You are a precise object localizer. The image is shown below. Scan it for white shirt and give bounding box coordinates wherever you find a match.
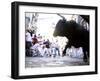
[26,32,32,42]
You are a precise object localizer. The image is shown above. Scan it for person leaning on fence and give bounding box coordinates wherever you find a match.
[25,30,32,56]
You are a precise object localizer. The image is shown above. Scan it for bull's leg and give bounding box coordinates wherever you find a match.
[83,48,89,62]
[62,43,71,56]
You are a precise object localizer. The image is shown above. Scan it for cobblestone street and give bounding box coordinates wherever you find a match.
[25,56,89,68]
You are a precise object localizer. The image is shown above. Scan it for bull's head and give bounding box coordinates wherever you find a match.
[53,19,67,37]
[53,18,77,38]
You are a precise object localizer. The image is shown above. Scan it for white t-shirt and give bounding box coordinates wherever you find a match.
[26,32,32,42]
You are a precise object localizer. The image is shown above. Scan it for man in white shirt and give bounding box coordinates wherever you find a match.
[25,30,32,56]
[26,31,32,42]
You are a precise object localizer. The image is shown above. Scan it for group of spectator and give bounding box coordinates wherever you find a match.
[25,30,84,58]
[25,30,60,57]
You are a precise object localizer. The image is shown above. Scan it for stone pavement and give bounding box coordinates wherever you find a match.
[25,56,89,68]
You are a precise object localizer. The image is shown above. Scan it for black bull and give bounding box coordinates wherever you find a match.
[53,19,89,62]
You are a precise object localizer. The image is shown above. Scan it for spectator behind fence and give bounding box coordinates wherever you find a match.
[25,30,32,56]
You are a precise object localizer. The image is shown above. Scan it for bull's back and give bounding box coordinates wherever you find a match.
[68,28,89,49]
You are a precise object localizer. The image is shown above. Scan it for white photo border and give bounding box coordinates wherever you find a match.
[19,5,96,76]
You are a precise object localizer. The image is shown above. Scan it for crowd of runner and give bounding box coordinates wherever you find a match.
[26,30,84,58]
